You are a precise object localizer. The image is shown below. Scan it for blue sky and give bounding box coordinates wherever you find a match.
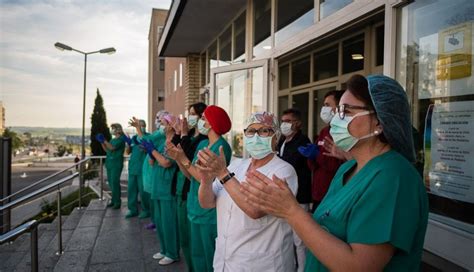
[0,0,171,128]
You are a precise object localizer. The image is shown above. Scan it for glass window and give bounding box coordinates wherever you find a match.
[314,46,339,81]
[278,96,289,117]
[320,0,353,19]
[342,33,364,74]
[275,0,314,46]
[291,56,311,86]
[253,0,272,58]
[375,25,384,66]
[215,67,266,158]
[219,26,232,66]
[292,92,309,135]
[397,0,474,227]
[208,41,218,73]
[279,64,290,90]
[233,12,246,63]
[174,70,177,91]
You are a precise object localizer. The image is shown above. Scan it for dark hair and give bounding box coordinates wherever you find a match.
[282,108,302,121]
[345,74,388,143]
[324,90,343,104]
[345,74,375,110]
[189,102,207,118]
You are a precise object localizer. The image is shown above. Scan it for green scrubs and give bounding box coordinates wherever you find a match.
[127,135,148,216]
[151,140,179,260]
[140,130,165,223]
[304,150,429,272]
[187,137,232,272]
[176,171,193,271]
[105,137,126,207]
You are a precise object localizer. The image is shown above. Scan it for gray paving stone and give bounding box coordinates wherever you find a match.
[86,199,107,211]
[63,209,85,230]
[104,206,128,218]
[0,251,27,271]
[89,230,142,264]
[87,260,145,272]
[65,226,100,252]
[100,215,140,235]
[144,258,187,272]
[53,250,91,272]
[77,210,104,228]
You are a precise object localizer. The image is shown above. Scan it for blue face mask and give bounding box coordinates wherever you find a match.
[330,110,376,151]
[197,119,210,135]
[244,134,274,159]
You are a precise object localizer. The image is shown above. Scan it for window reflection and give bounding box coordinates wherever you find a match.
[233,12,246,63]
[342,34,364,74]
[314,46,338,80]
[320,0,352,19]
[275,0,314,46]
[292,56,311,86]
[219,27,232,66]
[279,64,290,90]
[253,0,272,58]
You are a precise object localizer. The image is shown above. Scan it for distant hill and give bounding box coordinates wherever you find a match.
[10,126,136,137]
[10,127,84,137]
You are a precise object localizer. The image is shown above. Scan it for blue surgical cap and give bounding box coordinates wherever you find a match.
[367,75,415,162]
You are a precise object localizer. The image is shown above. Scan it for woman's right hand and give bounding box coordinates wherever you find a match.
[129,117,141,129]
[165,141,185,161]
[321,136,352,161]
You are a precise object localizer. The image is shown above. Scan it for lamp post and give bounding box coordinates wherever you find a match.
[55,42,115,208]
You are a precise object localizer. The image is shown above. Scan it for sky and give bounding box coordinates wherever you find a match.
[0,0,171,128]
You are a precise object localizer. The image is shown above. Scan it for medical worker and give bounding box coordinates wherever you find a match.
[167,105,232,272]
[96,123,125,209]
[197,111,298,271]
[142,114,179,266]
[123,119,149,218]
[243,74,429,271]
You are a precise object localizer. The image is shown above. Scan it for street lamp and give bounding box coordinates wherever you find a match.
[55,42,116,207]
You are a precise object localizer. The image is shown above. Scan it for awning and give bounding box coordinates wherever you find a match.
[158,0,246,57]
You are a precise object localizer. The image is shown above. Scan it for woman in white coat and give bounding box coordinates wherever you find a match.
[196,111,298,272]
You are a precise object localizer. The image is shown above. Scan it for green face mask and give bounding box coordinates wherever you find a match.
[140,127,146,134]
[197,119,210,135]
[329,110,376,151]
[244,134,274,159]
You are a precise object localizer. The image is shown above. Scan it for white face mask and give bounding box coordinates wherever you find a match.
[187,115,199,127]
[280,122,293,137]
[197,119,210,135]
[320,106,335,124]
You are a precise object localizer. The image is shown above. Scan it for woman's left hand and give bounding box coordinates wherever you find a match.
[241,170,300,219]
[196,146,227,179]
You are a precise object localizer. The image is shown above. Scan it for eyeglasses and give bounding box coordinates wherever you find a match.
[336,104,371,120]
[244,127,275,137]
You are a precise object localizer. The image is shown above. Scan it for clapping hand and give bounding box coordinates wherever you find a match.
[321,136,352,161]
[240,170,299,219]
[128,117,141,129]
[297,143,319,160]
[95,133,105,144]
[141,140,155,157]
[195,146,227,182]
[180,117,189,136]
[165,141,185,161]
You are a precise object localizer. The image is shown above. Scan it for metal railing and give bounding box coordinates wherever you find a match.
[0,220,39,272]
[0,155,113,271]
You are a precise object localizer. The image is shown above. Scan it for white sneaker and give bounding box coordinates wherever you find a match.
[152,252,165,260]
[158,257,176,265]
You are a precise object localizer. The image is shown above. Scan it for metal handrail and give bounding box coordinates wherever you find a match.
[1,158,89,203]
[0,172,79,211]
[0,220,39,272]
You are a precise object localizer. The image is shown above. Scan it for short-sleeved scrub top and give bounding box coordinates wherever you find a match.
[304,150,429,272]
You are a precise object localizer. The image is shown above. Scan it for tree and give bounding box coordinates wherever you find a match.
[2,128,23,152]
[90,89,111,158]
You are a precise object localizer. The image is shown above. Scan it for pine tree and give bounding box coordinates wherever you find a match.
[90,89,111,157]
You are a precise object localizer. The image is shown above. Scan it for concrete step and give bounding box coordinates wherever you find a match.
[52,199,107,272]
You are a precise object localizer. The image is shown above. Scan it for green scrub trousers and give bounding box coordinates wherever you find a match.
[177,172,193,271]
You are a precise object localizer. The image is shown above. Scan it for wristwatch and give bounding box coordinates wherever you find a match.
[219,172,235,185]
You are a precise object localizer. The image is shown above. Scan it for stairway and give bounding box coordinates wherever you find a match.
[0,199,188,272]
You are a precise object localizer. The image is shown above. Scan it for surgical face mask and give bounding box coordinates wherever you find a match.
[155,125,165,137]
[320,106,335,124]
[280,122,293,137]
[244,134,274,159]
[329,111,376,151]
[197,119,210,135]
[140,127,146,134]
[187,115,199,127]
[155,119,161,129]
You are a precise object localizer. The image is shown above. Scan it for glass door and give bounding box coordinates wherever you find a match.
[210,60,269,157]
